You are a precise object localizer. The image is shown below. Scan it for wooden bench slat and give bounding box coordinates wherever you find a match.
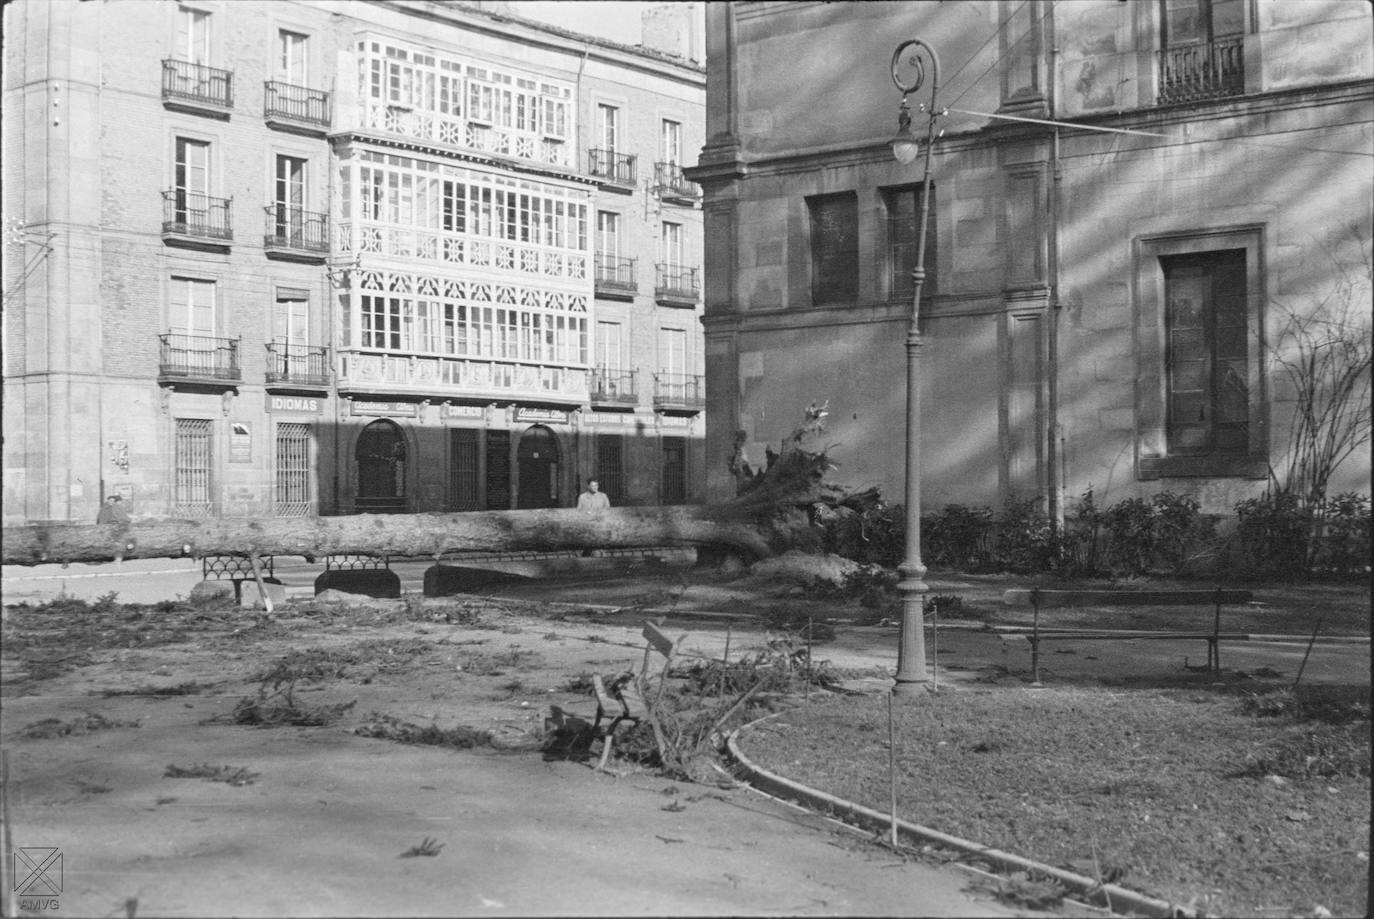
[1002,589,1252,607]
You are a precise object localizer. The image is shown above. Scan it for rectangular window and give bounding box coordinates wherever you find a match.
[659,327,687,375]
[660,221,683,271]
[597,211,619,258]
[449,428,481,511]
[170,277,215,335]
[884,185,938,302]
[175,6,210,64]
[272,290,309,345]
[595,434,625,505]
[1163,249,1248,456]
[598,104,618,152]
[596,320,623,370]
[274,422,311,516]
[274,154,307,241]
[174,418,214,517]
[1159,0,1246,103]
[174,137,211,225]
[808,193,859,305]
[277,29,308,84]
[361,295,403,350]
[661,436,687,504]
[661,119,682,165]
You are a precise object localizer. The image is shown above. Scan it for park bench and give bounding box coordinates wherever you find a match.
[590,620,683,772]
[1000,588,1254,683]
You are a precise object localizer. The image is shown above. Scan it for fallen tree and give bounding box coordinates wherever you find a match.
[3,405,846,567]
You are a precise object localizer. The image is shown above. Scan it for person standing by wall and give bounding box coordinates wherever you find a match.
[576,479,611,510]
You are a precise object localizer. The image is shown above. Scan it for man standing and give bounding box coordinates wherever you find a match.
[97,494,131,525]
[576,479,611,510]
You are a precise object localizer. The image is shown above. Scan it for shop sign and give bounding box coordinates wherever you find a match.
[588,412,633,425]
[445,404,485,419]
[515,407,569,424]
[351,400,419,418]
[266,394,325,415]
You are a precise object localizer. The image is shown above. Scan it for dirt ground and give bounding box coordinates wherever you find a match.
[1,563,1368,918]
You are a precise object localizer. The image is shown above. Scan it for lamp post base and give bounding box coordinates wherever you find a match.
[891,570,929,696]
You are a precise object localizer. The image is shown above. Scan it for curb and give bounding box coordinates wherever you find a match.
[726,722,1189,919]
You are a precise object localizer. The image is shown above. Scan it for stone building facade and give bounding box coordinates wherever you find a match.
[687,0,1372,518]
[2,0,705,524]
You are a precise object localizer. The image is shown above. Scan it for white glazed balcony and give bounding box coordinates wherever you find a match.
[338,350,589,404]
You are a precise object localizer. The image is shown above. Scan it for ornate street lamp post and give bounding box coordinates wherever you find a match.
[888,38,941,696]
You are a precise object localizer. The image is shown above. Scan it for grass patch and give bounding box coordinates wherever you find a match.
[98,681,213,697]
[739,685,1371,917]
[355,714,494,749]
[455,647,540,676]
[164,763,260,786]
[21,712,139,738]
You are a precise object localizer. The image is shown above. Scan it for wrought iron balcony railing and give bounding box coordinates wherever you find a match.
[594,254,637,294]
[654,264,700,304]
[264,80,331,128]
[162,58,234,110]
[653,162,699,202]
[159,333,241,382]
[1158,37,1244,104]
[588,149,637,185]
[266,342,331,387]
[589,368,639,406]
[652,373,704,411]
[162,190,233,241]
[263,206,329,253]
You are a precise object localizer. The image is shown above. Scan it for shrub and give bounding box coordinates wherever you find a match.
[922,504,993,571]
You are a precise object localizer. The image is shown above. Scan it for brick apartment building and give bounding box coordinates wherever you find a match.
[2,0,705,524]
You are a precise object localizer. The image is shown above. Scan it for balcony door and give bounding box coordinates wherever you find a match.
[660,221,683,274]
[174,137,210,227]
[516,425,560,509]
[274,155,307,244]
[272,290,309,378]
[174,6,210,65]
[277,29,307,85]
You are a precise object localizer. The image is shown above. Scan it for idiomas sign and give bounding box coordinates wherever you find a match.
[265,394,325,415]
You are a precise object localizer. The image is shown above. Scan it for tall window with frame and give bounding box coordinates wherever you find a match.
[1162,249,1249,457]
[277,29,308,85]
[274,422,312,516]
[660,221,683,272]
[174,418,214,517]
[274,154,307,243]
[884,185,938,303]
[272,289,310,378]
[660,119,682,165]
[599,104,618,153]
[1160,0,1246,102]
[597,210,620,283]
[173,137,211,228]
[175,6,210,64]
[808,192,859,305]
[170,277,215,336]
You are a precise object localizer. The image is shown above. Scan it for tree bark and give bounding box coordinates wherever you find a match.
[3,407,842,568]
[1,506,781,567]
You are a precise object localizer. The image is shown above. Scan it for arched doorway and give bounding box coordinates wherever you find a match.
[516,425,560,509]
[355,419,407,513]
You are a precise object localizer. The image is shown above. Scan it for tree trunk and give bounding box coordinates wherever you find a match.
[3,407,842,568]
[1,506,781,567]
